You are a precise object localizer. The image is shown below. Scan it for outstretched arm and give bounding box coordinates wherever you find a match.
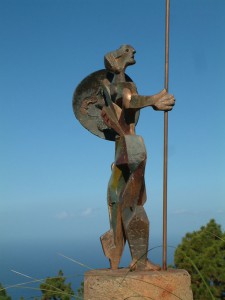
[123,88,175,111]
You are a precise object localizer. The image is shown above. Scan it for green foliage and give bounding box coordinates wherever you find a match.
[0,283,11,300]
[174,219,225,300]
[40,270,74,300]
[39,270,84,300]
[76,281,84,299]
[0,270,83,300]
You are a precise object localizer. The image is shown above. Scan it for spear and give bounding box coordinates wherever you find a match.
[163,0,170,271]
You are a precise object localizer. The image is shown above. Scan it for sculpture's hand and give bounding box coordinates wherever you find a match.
[153,91,175,111]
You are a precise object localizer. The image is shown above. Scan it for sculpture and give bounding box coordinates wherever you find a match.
[73,45,175,271]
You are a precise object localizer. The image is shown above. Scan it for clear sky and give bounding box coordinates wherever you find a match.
[1,0,225,249]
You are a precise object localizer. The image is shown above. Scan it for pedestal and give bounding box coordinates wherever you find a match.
[84,268,193,300]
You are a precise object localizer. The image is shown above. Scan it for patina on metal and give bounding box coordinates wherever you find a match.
[73,44,175,271]
[73,70,139,141]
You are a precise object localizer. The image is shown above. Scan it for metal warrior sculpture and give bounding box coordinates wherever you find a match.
[73,45,175,271]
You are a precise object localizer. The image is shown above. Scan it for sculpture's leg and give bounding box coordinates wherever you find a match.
[120,160,150,270]
[122,205,149,269]
[122,164,160,270]
[118,135,160,271]
[100,165,125,269]
[101,135,160,270]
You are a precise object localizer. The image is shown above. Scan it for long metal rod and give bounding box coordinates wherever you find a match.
[163,0,170,271]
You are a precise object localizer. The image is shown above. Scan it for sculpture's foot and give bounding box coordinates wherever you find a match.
[129,258,161,271]
[144,259,161,271]
[109,258,120,270]
[101,229,125,270]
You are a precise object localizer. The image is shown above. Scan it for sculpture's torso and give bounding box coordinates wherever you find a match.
[109,81,138,136]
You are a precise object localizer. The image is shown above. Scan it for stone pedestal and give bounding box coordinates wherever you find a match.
[84,268,193,300]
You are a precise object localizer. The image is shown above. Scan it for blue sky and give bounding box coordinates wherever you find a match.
[1,0,225,250]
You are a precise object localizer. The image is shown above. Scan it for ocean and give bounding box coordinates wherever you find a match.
[0,238,176,299]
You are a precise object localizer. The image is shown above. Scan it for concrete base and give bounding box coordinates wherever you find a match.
[84,268,193,300]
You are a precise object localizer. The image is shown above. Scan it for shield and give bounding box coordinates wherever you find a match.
[72,69,140,141]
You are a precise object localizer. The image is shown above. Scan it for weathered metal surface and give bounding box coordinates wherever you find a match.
[73,70,139,141]
[73,44,175,271]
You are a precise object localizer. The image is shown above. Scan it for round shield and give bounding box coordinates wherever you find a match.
[72,69,139,141]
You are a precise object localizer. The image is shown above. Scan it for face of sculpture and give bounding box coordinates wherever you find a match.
[104,45,136,74]
[117,45,136,70]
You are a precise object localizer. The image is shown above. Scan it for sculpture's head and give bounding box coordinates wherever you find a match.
[104,45,136,74]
